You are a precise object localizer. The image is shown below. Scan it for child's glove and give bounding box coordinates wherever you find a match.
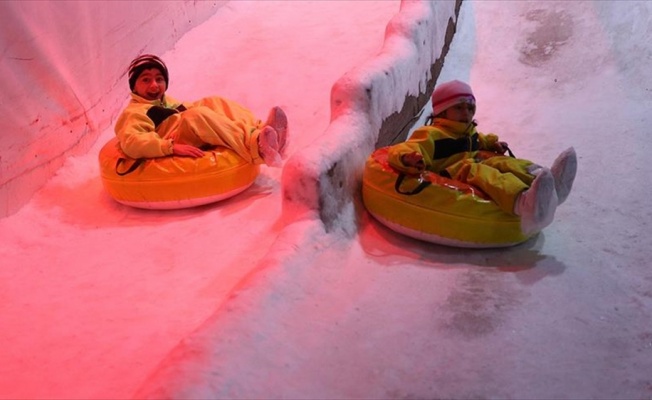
[401,152,425,171]
[494,141,509,154]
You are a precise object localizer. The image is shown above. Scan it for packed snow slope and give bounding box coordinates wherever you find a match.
[0,1,399,399]
[137,1,652,399]
[1,1,651,399]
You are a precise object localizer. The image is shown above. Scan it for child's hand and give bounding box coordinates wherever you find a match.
[172,143,204,158]
[495,141,509,154]
[402,152,425,171]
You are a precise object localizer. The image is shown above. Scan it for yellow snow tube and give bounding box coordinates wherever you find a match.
[99,137,259,209]
[362,147,533,248]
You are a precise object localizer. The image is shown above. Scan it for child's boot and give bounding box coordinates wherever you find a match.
[514,168,558,235]
[258,126,282,167]
[550,147,577,205]
[526,163,544,175]
[266,106,289,157]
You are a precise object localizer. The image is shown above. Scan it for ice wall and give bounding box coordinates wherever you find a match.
[281,0,462,231]
[0,0,227,218]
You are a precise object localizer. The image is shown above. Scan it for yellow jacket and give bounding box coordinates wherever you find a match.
[114,93,186,159]
[387,118,500,174]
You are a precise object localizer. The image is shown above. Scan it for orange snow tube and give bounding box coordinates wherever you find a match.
[99,137,259,209]
[362,147,534,248]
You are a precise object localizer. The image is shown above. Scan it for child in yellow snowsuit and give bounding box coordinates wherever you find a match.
[388,80,577,235]
[115,54,288,167]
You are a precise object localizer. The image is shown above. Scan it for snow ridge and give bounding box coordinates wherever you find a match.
[282,0,459,234]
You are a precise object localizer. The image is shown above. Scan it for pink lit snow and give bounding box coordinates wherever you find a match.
[1,1,651,399]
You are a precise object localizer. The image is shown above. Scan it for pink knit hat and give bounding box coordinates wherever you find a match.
[432,80,475,116]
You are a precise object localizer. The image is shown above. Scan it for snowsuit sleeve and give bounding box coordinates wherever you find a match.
[387,122,504,174]
[114,94,185,159]
[387,126,437,174]
[114,109,173,159]
[478,132,500,151]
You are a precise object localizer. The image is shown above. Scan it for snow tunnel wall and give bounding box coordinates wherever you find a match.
[0,0,227,218]
[282,0,462,231]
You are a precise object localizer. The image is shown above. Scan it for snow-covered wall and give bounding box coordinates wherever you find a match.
[282,0,462,231]
[0,0,226,218]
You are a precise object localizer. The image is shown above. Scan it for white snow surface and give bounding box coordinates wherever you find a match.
[2,1,652,399]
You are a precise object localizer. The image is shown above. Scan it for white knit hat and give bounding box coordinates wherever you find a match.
[432,80,475,116]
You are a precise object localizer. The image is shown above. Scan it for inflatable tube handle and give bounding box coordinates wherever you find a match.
[505,145,515,158]
[116,158,144,176]
[395,172,431,195]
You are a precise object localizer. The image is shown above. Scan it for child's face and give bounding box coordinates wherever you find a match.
[443,101,476,124]
[133,68,166,101]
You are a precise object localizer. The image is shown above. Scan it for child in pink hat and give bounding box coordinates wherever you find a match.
[387,79,577,235]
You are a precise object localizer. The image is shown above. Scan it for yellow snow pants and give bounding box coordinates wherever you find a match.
[445,155,535,215]
[158,96,265,164]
